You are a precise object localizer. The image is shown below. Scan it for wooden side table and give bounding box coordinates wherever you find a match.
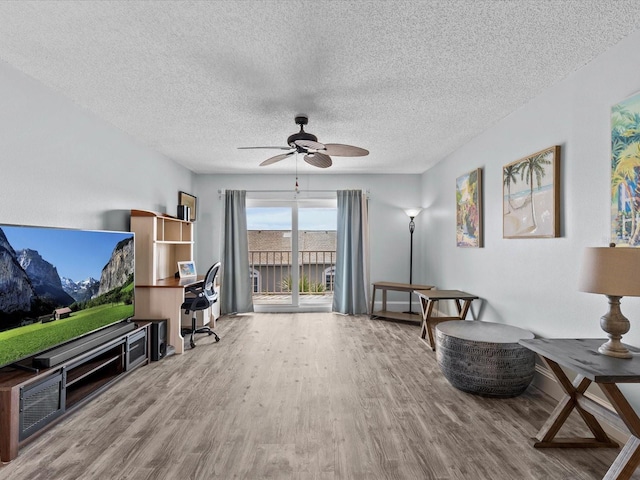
[370,281,433,322]
[520,338,640,480]
[413,289,479,350]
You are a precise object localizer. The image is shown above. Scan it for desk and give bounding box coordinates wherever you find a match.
[370,281,434,322]
[134,275,204,355]
[520,338,640,480]
[414,289,479,350]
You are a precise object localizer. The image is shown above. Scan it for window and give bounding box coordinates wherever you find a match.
[251,268,261,293]
[324,265,335,291]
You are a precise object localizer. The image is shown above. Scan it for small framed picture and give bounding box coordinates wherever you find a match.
[177,261,197,278]
[178,191,197,221]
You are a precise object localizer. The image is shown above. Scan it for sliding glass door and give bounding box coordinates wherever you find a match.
[246,196,336,312]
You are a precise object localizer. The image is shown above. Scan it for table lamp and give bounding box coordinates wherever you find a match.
[578,245,640,359]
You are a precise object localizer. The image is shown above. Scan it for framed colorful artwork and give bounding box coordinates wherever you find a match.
[456,168,482,247]
[611,92,640,246]
[503,146,560,238]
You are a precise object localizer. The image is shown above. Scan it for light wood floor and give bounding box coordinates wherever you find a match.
[1,313,638,479]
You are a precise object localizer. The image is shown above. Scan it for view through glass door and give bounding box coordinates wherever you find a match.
[246,197,337,312]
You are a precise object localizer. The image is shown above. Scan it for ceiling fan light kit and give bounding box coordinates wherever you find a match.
[239,114,369,168]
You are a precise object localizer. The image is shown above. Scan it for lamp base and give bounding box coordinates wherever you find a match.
[598,295,632,359]
[598,340,632,359]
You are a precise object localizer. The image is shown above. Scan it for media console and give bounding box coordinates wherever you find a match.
[0,321,150,462]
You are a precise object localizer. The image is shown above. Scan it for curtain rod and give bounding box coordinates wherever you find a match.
[217,189,369,199]
[218,189,352,194]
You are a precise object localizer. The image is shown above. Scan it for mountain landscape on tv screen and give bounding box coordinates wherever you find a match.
[0,227,133,331]
[61,277,100,302]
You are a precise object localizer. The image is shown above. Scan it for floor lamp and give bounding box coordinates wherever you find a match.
[404,208,422,314]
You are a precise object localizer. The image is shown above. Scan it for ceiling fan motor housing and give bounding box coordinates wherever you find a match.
[288,114,318,150]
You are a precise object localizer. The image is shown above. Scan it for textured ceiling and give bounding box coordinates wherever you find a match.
[0,1,639,175]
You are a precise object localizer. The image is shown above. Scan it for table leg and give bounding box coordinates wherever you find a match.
[599,383,640,480]
[534,357,617,448]
[418,296,427,338]
[419,298,437,350]
[370,286,377,318]
[603,436,640,480]
[459,299,473,320]
[453,299,462,317]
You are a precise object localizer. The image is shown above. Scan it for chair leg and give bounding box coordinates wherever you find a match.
[193,325,220,342]
[183,312,221,347]
[190,315,197,348]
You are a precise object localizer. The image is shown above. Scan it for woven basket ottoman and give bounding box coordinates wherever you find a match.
[435,321,536,398]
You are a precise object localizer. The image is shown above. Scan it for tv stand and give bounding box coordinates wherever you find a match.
[0,322,149,462]
[7,363,39,374]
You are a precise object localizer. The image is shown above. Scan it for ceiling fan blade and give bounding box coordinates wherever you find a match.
[294,139,326,150]
[322,143,369,157]
[238,146,292,150]
[304,153,332,168]
[260,152,294,166]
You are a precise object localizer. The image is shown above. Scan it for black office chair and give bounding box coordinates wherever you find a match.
[181,262,221,348]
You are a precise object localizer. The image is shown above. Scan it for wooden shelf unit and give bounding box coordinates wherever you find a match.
[131,209,202,355]
[130,210,194,285]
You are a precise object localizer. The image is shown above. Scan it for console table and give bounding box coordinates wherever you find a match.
[519,338,640,480]
[413,289,479,350]
[370,281,433,322]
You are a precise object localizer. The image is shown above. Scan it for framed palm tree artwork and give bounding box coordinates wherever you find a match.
[503,146,560,238]
[612,92,640,246]
[456,168,482,247]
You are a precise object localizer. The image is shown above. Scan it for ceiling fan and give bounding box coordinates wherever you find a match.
[238,114,369,168]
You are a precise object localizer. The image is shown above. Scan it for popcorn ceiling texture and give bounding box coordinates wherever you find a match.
[0,1,638,174]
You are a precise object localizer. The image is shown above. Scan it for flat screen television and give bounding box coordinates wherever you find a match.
[0,223,134,369]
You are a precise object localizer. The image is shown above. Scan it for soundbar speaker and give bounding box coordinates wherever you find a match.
[150,320,167,361]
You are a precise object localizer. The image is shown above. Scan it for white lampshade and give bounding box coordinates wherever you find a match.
[404,208,423,218]
[579,247,640,297]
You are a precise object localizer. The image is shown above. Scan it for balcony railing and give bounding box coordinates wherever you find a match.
[249,250,336,295]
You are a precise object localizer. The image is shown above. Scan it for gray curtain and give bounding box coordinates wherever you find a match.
[221,190,254,314]
[332,190,370,314]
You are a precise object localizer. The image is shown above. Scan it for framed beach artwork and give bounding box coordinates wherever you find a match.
[456,168,482,247]
[611,92,640,246]
[503,146,560,238]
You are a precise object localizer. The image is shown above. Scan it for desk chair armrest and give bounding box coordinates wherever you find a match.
[185,282,204,295]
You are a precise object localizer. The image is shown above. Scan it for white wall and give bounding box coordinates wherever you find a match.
[0,63,193,232]
[419,29,640,403]
[193,173,421,305]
